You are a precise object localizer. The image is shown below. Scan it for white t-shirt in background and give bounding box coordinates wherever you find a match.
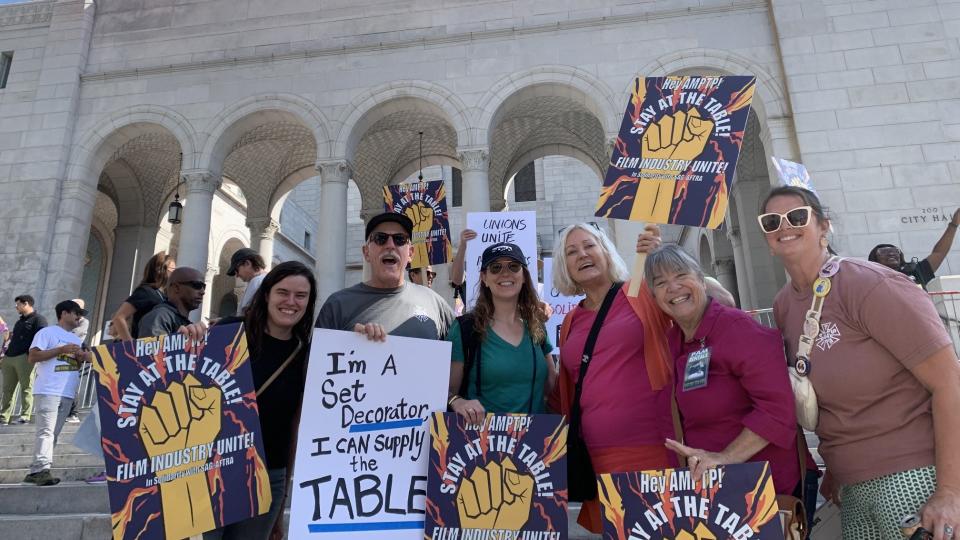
[238,272,267,314]
[30,325,83,398]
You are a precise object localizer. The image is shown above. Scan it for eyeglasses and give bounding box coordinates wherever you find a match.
[558,222,601,235]
[487,261,523,275]
[175,280,207,291]
[757,206,812,233]
[368,232,410,247]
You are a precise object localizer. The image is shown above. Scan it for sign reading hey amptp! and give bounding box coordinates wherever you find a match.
[289,329,450,539]
[383,180,453,268]
[91,323,271,540]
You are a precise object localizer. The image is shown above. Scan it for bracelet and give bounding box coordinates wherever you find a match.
[949,222,958,229]
[447,395,462,407]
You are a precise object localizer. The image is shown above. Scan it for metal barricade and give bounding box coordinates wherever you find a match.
[929,291,960,357]
[745,307,776,329]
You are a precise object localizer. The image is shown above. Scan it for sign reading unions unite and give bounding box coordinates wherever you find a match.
[91,323,271,540]
[383,180,453,268]
[595,76,757,229]
[597,462,783,540]
[290,329,450,539]
[464,211,538,310]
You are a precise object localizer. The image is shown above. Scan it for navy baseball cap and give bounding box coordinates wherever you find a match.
[365,212,414,239]
[480,242,528,271]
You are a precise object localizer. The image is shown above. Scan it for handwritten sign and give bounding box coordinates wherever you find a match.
[91,324,270,540]
[598,462,783,540]
[541,258,584,354]
[425,412,568,540]
[289,329,450,538]
[383,181,453,268]
[464,211,538,309]
[595,76,756,228]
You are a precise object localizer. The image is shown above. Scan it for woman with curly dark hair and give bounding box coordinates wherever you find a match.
[446,242,555,424]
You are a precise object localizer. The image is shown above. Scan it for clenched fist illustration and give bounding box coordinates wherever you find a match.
[404,202,435,267]
[139,374,222,539]
[631,108,716,223]
[456,457,534,530]
[671,523,717,540]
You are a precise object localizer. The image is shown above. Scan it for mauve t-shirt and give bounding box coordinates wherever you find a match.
[560,290,674,451]
[774,258,951,486]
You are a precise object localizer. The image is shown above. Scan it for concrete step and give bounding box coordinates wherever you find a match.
[0,465,102,484]
[0,421,83,434]
[0,429,83,447]
[0,481,109,514]
[0,513,111,540]
[0,452,102,469]
[0,441,87,457]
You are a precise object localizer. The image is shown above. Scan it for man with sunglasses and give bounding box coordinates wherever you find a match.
[868,208,960,289]
[138,267,207,338]
[315,212,453,340]
[407,265,436,288]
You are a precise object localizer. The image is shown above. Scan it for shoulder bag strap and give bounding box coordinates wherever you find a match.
[256,339,303,397]
[570,282,622,432]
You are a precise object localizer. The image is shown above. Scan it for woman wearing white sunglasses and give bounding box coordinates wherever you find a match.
[761,185,960,540]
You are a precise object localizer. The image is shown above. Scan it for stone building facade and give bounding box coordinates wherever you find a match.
[0,0,958,341]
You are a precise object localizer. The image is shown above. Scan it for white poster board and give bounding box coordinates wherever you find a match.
[541,257,585,354]
[289,329,451,539]
[464,211,538,309]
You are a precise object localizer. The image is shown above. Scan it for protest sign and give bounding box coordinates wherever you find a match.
[541,257,584,354]
[595,76,757,229]
[464,211,538,309]
[425,412,568,540]
[90,323,270,540]
[597,462,783,540]
[770,157,816,194]
[289,329,451,539]
[383,180,453,268]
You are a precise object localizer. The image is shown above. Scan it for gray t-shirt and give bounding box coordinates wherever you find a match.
[315,282,454,340]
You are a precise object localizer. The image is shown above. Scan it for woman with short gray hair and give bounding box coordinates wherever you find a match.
[645,245,810,516]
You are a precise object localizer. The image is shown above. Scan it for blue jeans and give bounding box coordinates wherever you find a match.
[203,467,286,540]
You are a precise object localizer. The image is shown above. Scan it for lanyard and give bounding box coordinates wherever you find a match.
[795,256,842,377]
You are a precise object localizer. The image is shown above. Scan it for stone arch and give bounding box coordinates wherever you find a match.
[333,81,472,157]
[475,66,621,143]
[199,94,332,172]
[340,90,463,213]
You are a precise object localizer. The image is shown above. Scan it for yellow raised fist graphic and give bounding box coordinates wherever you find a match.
[672,523,717,540]
[631,108,716,223]
[456,457,535,530]
[139,374,222,539]
[404,202,435,267]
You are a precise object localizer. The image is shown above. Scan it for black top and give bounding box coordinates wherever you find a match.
[6,312,48,357]
[900,258,936,288]
[249,332,306,470]
[137,301,191,338]
[126,285,165,338]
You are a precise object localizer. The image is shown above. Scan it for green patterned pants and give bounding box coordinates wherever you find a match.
[840,466,937,539]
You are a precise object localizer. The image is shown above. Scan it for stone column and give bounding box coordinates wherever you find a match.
[201,264,218,321]
[41,179,99,308]
[247,217,280,270]
[316,160,351,304]
[713,256,739,306]
[728,227,754,309]
[458,148,491,214]
[138,225,160,261]
[176,170,220,273]
[102,226,143,320]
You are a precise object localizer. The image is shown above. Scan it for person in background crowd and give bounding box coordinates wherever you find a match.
[110,252,175,341]
[137,267,207,340]
[0,315,9,356]
[24,300,90,486]
[227,247,268,315]
[762,186,960,539]
[447,243,555,423]
[550,222,672,533]
[1,295,47,425]
[205,261,317,540]
[316,212,453,340]
[64,298,89,424]
[868,208,960,288]
[645,245,816,515]
[449,228,477,290]
[408,264,436,288]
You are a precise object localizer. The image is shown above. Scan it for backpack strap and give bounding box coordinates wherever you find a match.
[456,314,482,398]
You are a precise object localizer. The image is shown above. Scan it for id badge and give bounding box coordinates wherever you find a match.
[682,347,711,391]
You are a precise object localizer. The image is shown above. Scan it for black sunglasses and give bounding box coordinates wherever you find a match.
[487,261,523,275]
[174,280,206,290]
[368,232,410,247]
